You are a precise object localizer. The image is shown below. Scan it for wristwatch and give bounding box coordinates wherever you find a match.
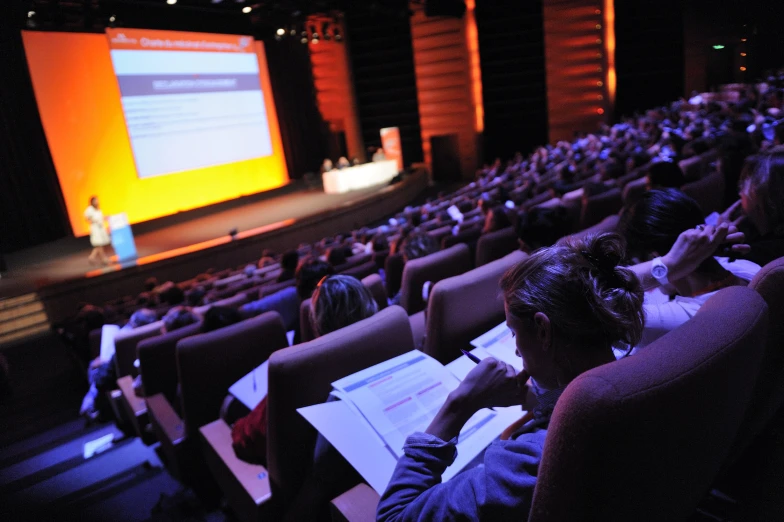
[651,257,669,286]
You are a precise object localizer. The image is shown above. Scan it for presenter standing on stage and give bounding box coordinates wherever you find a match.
[84,196,111,265]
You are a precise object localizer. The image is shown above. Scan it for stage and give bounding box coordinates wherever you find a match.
[0,171,429,321]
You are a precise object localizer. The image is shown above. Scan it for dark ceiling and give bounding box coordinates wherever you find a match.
[13,0,416,37]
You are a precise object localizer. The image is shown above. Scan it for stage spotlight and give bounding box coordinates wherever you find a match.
[300,35,308,44]
[276,27,285,36]
[322,22,331,41]
[289,26,297,36]
[334,27,342,41]
[242,6,251,13]
[309,25,318,39]
[228,228,238,239]
[166,0,177,5]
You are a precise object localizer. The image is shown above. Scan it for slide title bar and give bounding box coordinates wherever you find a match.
[107,28,255,54]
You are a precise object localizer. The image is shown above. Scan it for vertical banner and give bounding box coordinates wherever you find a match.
[380,127,403,171]
[108,213,138,262]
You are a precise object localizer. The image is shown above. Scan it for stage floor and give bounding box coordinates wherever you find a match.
[0,183,391,300]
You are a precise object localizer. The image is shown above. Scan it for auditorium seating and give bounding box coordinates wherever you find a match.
[399,243,472,314]
[148,312,288,484]
[579,187,623,230]
[682,170,725,216]
[423,249,528,363]
[475,226,518,267]
[199,305,414,521]
[528,287,767,521]
[114,320,164,379]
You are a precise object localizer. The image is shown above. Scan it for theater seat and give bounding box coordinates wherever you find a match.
[299,299,316,343]
[727,257,784,462]
[475,227,518,267]
[622,176,647,206]
[384,253,405,302]
[148,312,288,485]
[579,187,622,230]
[399,244,472,314]
[423,250,528,363]
[570,214,620,240]
[361,273,388,311]
[193,292,250,316]
[682,170,725,216]
[529,287,767,521]
[679,154,704,181]
[341,260,378,281]
[114,320,164,379]
[202,306,414,521]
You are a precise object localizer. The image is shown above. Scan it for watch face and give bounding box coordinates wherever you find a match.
[652,265,667,278]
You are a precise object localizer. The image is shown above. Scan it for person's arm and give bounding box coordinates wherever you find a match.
[628,223,748,291]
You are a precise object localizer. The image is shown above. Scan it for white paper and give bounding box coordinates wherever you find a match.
[298,400,525,495]
[446,205,464,223]
[332,351,489,457]
[83,433,115,459]
[228,360,269,411]
[100,324,121,361]
[470,322,523,372]
[444,347,492,381]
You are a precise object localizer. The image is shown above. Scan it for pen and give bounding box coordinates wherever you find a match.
[460,349,482,364]
[460,349,494,411]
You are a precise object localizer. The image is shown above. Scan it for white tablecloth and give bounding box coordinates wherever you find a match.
[322,160,399,194]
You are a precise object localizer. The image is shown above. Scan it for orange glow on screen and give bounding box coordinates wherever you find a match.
[603,0,616,106]
[22,31,288,237]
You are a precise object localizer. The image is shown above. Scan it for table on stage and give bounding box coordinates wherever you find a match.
[322,160,399,194]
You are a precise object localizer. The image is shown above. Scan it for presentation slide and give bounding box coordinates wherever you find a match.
[22,29,288,237]
[107,30,273,178]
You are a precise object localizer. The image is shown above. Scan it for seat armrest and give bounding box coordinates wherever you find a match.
[147,393,186,446]
[201,419,272,521]
[330,483,380,522]
[117,375,148,438]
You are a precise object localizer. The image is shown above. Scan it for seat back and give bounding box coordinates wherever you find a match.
[730,257,784,458]
[427,225,454,247]
[361,273,388,311]
[570,214,620,240]
[177,312,288,439]
[529,287,768,522]
[137,320,203,403]
[423,250,527,363]
[442,226,482,262]
[299,299,316,343]
[579,187,622,230]
[193,292,249,315]
[384,253,405,300]
[114,320,164,378]
[682,170,725,216]
[621,176,647,206]
[266,306,414,507]
[340,260,378,281]
[239,286,300,332]
[259,279,296,299]
[679,154,704,181]
[475,226,518,267]
[400,244,472,314]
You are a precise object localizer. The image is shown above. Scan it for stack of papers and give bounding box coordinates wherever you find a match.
[298,346,526,494]
[470,322,522,371]
[228,360,269,410]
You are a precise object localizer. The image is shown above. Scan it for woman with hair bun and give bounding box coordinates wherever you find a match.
[377,233,645,522]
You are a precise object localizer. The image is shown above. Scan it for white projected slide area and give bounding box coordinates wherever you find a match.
[110,50,273,178]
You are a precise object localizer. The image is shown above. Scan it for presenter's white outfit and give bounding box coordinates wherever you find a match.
[84,206,110,247]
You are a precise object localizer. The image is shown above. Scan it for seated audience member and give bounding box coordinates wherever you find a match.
[201,305,242,333]
[158,284,185,307]
[230,275,378,465]
[161,305,201,333]
[258,249,276,268]
[276,250,300,283]
[516,206,572,252]
[309,275,379,337]
[296,258,335,300]
[483,205,513,233]
[144,277,159,292]
[326,246,347,268]
[376,233,645,521]
[337,156,351,169]
[372,147,387,162]
[618,189,759,352]
[646,160,686,190]
[80,308,158,420]
[733,151,784,265]
[321,158,334,173]
[401,232,438,263]
[185,285,206,307]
